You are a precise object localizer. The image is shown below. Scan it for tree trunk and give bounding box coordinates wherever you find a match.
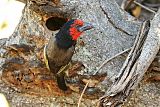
[1,0,159,107]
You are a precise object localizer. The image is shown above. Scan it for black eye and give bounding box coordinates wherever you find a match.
[78,24,83,27]
[76,25,80,28]
[76,26,82,31]
[72,25,80,29]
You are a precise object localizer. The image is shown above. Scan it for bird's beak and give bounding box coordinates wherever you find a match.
[78,22,94,32]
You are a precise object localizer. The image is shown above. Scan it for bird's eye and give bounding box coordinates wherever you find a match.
[76,25,81,29]
[78,24,83,27]
[75,24,83,28]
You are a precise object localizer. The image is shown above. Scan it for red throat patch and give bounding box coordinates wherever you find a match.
[69,19,84,40]
[69,27,82,40]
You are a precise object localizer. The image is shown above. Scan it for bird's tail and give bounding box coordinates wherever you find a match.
[56,73,68,91]
[56,63,71,91]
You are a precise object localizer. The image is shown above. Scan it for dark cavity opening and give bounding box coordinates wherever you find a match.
[46,17,68,31]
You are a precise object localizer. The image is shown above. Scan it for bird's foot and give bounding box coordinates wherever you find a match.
[57,62,72,75]
[66,73,107,99]
[56,61,84,77]
[67,61,84,77]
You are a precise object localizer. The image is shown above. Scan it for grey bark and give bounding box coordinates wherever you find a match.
[100,9,160,107]
[0,0,158,107]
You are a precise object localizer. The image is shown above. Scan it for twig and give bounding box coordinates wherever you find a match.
[121,0,156,14]
[121,0,127,9]
[152,67,160,72]
[77,80,90,107]
[143,3,160,8]
[133,1,156,14]
[94,48,131,75]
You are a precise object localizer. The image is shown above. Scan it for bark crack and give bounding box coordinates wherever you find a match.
[99,1,133,36]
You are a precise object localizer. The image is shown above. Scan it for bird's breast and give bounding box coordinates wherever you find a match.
[46,39,75,73]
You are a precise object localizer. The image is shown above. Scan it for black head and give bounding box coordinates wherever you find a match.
[55,19,94,49]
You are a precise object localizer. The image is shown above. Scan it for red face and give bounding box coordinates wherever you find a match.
[55,19,94,48]
[69,19,84,40]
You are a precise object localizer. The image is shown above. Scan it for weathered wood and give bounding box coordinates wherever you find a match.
[3,0,160,107]
[100,9,160,107]
[4,0,140,78]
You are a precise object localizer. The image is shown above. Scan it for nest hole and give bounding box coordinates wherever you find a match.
[45,17,68,31]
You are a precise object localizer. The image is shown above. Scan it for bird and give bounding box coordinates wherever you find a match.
[44,19,94,91]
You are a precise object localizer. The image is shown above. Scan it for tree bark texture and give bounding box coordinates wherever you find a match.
[99,8,160,107]
[1,0,159,107]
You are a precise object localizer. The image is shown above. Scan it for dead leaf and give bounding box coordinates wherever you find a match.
[132,6,141,18]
